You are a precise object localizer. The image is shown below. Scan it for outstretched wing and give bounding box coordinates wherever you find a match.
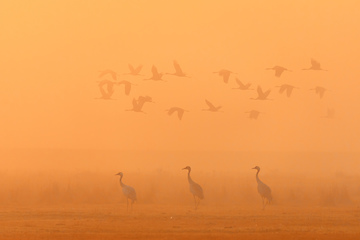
[123,81,131,95]
[235,78,245,88]
[205,99,216,110]
[173,60,183,74]
[128,64,135,73]
[134,65,143,74]
[311,58,321,69]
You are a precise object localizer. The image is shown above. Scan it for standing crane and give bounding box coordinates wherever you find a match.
[115,172,137,211]
[252,166,272,209]
[182,166,204,209]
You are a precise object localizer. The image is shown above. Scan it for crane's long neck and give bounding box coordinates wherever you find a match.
[256,169,261,183]
[119,175,125,188]
[187,170,193,184]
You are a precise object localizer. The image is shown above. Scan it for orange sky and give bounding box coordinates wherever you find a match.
[1,0,359,152]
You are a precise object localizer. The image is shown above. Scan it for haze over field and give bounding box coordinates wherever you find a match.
[1,1,360,239]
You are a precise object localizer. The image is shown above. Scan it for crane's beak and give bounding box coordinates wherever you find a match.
[182,167,187,170]
[251,167,256,169]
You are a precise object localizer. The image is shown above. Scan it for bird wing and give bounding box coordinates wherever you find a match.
[124,82,131,95]
[205,99,216,110]
[128,64,135,73]
[134,65,143,74]
[106,81,114,93]
[275,68,284,77]
[279,85,287,94]
[235,78,245,88]
[311,58,321,69]
[98,85,108,98]
[263,89,271,98]
[173,60,183,74]
[167,107,177,116]
[177,110,184,120]
[286,87,293,97]
[250,111,260,119]
[98,70,115,78]
[221,71,231,83]
[98,71,107,78]
[257,86,264,97]
[151,65,159,78]
[132,98,138,109]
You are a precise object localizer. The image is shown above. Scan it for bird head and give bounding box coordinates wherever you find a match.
[252,166,260,171]
[115,172,123,177]
[182,166,191,171]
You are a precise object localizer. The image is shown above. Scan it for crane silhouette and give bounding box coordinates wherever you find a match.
[98,69,118,81]
[250,86,272,100]
[302,58,327,71]
[96,79,117,100]
[276,84,299,97]
[182,166,204,210]
[245,110,262,119]
[125,64,143,76]
[310,86,327,99]
[166,60,189,77]
[115,172,137,211]
[144,65,165,81]
[252,166,272,209]
[126,96,153,113]
[117,80,136,96]
[202,99,222,112]
[232,78,253,90]
[266,66,291,77]
[213,69,236,83]
[165,107,189,120]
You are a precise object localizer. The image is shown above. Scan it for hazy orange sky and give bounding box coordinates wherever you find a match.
[1,0,359,152]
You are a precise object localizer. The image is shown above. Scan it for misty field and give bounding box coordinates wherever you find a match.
[0,150,360,239]
[0,204,359,239]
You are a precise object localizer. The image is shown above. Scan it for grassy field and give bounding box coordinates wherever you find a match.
[0,204,359,240]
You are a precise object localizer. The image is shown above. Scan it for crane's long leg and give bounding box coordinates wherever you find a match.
[193,195,197,210]
[197,198,201,209]
[127,198,129,212]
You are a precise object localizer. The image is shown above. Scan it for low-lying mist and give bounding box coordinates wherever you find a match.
[0,149,359,208]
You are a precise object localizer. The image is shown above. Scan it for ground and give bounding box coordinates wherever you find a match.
[0,204,359,240]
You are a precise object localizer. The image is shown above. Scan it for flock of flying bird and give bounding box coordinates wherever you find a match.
[116,165,272,211]
[107,59,332,210]
[96,58,334,120]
